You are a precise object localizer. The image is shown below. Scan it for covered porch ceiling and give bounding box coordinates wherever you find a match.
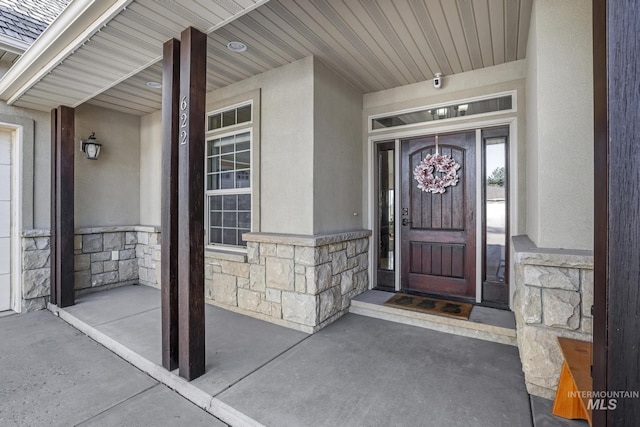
[0,0,533,116]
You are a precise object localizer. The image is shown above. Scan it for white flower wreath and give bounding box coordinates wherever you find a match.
[413,153,461,194]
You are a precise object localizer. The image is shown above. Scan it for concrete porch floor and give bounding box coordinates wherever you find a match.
[33,284,587,426]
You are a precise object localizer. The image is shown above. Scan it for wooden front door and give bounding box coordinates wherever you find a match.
[401,131,476,301]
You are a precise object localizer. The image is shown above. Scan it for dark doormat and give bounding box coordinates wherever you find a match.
[384,293,473,320]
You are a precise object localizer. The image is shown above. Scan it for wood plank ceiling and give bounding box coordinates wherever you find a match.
[10,0,533,116]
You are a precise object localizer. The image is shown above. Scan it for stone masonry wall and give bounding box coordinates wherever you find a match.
[205,230,371,333]
[21,226,160,311]
[512,235,593,400]
[22,227,370,335]
[135,229,161,288]
[21,230,51,312]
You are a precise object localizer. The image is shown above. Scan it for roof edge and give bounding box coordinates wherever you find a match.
[0,34,29,54]
[0,0,134,105]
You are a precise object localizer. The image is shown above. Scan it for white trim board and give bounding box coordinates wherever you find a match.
[0,125,23,313]
[10,126,22,313]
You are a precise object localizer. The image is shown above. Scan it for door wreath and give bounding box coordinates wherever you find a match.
[413,135,461,194]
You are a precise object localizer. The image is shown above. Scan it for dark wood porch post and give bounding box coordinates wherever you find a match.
[593,0,640,424]
[161,38,180,372]
[178,27,206,380]
[592,0,607,425]
[54,106,75,307]
[50,109,58,306]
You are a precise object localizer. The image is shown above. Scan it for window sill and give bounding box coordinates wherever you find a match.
[205,247,247,263]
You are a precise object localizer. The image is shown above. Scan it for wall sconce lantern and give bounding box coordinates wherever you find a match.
[458,104,469,116]
[81,132,102,160]
[436,107,448,119]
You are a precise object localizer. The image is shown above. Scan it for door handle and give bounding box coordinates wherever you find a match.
[402,218,412,226]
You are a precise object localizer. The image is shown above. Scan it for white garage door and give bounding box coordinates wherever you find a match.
[0,130,11,311]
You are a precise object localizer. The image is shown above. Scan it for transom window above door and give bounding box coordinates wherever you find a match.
[370,93,514,131]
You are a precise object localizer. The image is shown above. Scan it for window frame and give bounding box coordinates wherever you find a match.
[205,102,253,253]
[368,91,516,133]
[206,100,254,133]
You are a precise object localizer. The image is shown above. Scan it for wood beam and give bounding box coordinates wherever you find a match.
[161,37,180,372]
[605,0,640,423]
[178,27,206,381]
[594,0,640,424]
[592,0,607,425]
[49,109,57,306]
[55,106,74,307]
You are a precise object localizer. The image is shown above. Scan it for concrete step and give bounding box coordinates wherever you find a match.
[349,290,517,346]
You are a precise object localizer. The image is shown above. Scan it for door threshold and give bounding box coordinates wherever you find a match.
[350,290,516,346]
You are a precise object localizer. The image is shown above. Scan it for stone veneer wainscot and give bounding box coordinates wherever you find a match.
[22,227,371,335]
[205,230,371,333]
[20,226,161,311]
[512,235,593,399]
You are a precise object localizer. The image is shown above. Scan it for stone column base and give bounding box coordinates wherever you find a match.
[205,230,371,333]
[512,235,593,399]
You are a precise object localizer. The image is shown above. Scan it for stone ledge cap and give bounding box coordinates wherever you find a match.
[76,225,161,235]
[205,249,247,263]
[243,229,372,247]
[21,229,50,237]
[22,225,161,238]
[513,235,593,268]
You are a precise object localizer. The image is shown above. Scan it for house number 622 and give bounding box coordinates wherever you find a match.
[180,96,188,145]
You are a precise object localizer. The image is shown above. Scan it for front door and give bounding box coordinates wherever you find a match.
[401,131,476,301]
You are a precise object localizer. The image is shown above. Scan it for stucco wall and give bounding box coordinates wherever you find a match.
[526,0,593,250]
[255,58,314,235]
[0,102,49,229]
[526,6,540,255]
[140,58,316,235]
[75,104,140,227]
[139,110,161,226]
[312,59,363,234]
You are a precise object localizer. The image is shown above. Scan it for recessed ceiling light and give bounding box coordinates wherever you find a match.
[146,81,162,89]
[227,41,247,53]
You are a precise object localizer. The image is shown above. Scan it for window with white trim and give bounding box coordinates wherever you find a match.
[205,103,252,249]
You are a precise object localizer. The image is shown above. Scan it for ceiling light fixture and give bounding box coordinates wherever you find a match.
[146,81,162,89]
[227,41,247,53]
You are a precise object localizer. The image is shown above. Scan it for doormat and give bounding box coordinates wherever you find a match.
[384,293,473,320]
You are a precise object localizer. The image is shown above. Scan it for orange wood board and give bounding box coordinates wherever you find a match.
[552,337,593,426]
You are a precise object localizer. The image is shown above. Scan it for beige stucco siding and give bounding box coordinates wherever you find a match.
[139,56,366,237]
[258,58,314,235]
[312,59,363,234]
[139,110,161,226]
[0,103,47,229]
[526,0,593,250]
[74,104,141,227]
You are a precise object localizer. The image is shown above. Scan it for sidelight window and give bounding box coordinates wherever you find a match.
[376,141,396,290]
[482,127,509,308]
